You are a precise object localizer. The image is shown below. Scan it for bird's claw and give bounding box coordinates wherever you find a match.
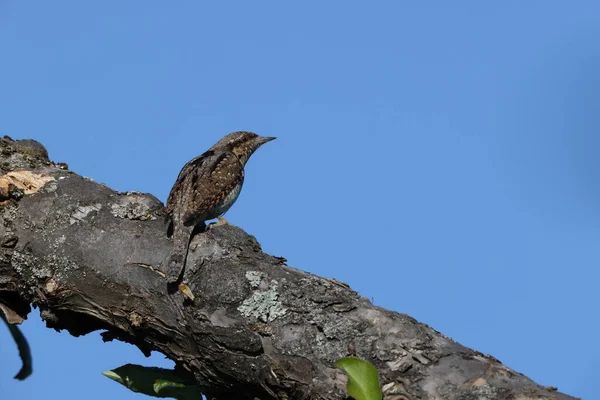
[208,216,229,229]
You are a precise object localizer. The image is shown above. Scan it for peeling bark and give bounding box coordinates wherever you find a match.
[0,136,578,400]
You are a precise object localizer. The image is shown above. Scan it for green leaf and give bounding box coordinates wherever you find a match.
[154,378,186,394]
[335,357,382,400]
[102,364,202,399]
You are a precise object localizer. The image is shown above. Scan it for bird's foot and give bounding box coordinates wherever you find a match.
[208,216,229,229]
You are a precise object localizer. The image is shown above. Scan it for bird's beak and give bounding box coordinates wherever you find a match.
[257,136,276,145]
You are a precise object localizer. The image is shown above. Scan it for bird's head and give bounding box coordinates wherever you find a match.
[212,131,276,165]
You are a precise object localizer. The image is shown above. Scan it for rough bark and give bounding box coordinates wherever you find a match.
[0,136,577,400]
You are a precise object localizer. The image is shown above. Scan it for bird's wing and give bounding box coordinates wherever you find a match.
[166,150,215,214]
[167,150,244,225]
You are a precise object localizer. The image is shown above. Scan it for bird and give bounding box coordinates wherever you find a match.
[165,131,276,287]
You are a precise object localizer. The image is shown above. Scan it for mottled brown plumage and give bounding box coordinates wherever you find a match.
[166,131,275,284]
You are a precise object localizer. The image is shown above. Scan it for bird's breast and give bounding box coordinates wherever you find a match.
[213,180,243,217]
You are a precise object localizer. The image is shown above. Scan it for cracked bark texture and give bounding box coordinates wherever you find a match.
[0,136,578,400]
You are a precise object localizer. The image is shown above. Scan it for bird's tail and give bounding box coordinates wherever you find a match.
[166,223,194,284]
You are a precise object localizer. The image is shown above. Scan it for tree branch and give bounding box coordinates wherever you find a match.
[0,136,577,399]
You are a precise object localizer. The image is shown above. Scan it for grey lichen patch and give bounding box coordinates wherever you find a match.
[245,270,265,288]
[12,242,80,286]
[469,383,499,399]
[39,179,59,193]
[238,280,287,322]
[38,253,80,280]
[110,192,162,220]
[46,234,68,253]
[70,203,102,225]
[11,249,40,277]
[110,202,151,220]
[11,250,71,283]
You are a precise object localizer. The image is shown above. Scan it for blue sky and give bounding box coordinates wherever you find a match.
[1,2,598,399]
